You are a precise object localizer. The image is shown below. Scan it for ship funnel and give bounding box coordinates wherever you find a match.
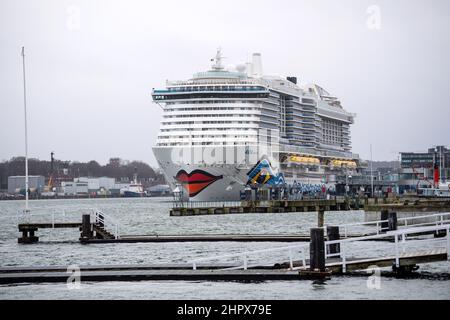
[245,61,253,76]
[251,53,263,77]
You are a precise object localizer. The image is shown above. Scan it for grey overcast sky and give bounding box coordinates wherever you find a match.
[1,0,449,166]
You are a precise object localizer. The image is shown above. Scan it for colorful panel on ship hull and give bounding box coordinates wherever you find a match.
[246,159,285,186]
[175,170,223,197]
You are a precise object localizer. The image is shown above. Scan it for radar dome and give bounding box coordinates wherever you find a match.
[236,64,246,72]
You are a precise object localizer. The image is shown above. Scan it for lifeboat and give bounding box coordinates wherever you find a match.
[289,155,320,165]
[331,159,357,168]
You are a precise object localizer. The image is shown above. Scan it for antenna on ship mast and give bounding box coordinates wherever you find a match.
[211,47,224,70]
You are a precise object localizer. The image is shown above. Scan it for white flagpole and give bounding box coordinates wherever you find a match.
[370,143,374,198]
[21,46,29,211]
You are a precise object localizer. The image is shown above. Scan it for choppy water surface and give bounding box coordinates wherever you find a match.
[0,198,449,299]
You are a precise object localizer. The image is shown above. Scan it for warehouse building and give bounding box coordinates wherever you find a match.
[7,176,46,194]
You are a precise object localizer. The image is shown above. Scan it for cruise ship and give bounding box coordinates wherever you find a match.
[151,49,362,201]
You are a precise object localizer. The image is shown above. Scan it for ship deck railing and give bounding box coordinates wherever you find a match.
[172,201,243,209]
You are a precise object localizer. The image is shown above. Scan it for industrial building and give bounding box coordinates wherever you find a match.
[399,145,448,192]
[7,176,46,194]
[61,177,133,196]
[61,181,89,195]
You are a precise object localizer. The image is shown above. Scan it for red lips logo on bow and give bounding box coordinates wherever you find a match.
[175,170,223,197]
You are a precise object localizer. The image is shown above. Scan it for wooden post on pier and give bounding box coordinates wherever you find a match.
[317,207,325,228]
[310,228,325,272]
[18,226,39,244]
[388,211,398,231]
[326,226,340,257]
[80,214,92,240]
[380,209,389,233]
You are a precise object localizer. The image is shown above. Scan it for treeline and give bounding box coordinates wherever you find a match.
[0,157,165,189]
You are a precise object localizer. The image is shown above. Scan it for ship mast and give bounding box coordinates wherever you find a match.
[211,47,224,71]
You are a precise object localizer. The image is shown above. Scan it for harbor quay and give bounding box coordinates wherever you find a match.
[170,196,450,217]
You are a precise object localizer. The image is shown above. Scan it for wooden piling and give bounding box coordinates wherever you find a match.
[309,228,325,272]
[326,226,340,257]
[388,211,398,231]
[380,209,389,233]
[80,214,92,239]
[317,207,325,228]
[17,226,39,244]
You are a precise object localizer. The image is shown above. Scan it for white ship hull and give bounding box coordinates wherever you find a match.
[153,146,251,201]
[153,146,331,201]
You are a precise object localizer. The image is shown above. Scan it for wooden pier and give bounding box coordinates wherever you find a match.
[18,222,82,243]
[170,199,349,216]
[325,248,447,273]
[17,226,370,244]
[0,269,305,284]
[365,198,450,213]
[17,209,447,244]
[170,197,450,217]
[6,219,450,284]
[0,248,447,284]
[18,213,116,244]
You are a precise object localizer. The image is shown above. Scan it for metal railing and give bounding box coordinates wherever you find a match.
[188,217,450,273]
[92,209,120,239]
[325,224,450,273]
[328,212,450,238]
[172,201,243,209]
[190,243,310,271]
[15,208,76,225]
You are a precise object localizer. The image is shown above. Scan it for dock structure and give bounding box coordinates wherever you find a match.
[3,223,450,284]
[169,197,450,217]
[17,209,450,244]
[18,211,117,244]
[170,199,348,217]
[365,198,450,213]
[18,222,82,244]
[17,227,369,244]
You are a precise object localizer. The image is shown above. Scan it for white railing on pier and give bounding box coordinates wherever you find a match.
[173,201,242,209]
[15,208,84,225]
[189,223,450,274]
[325,224,450,273]
[327,212,450,238]
[190,243,310,271]
[91,209,120,239]
[13,207,121,239]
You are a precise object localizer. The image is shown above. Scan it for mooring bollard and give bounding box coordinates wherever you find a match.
[326,226,340,257]
[388,211,398,231]
[310,228,325,272]
[81,214,92,239]
[317,208,325,228]
[380,209,389,233]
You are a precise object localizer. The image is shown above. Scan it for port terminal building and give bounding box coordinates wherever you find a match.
[399,145,449,192]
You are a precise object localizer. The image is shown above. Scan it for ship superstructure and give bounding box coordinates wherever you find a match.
[151,49,361,200]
